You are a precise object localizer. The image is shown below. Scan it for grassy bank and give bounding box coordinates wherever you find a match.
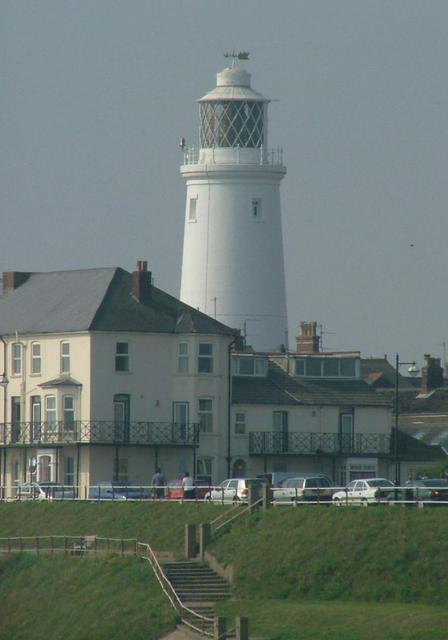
[209,506,448,604]
[0,554,177,640]
[216,599,448,640]
[0,501,227,551]
[3,502,448,639]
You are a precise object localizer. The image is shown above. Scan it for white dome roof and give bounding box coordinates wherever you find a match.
[198,66,268,103]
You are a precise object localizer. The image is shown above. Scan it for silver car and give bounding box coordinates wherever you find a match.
[204,478,263,503]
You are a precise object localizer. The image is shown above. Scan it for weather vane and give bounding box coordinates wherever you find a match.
[224,50,250,67]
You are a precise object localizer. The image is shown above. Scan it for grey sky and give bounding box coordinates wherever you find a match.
[2,1,447,365]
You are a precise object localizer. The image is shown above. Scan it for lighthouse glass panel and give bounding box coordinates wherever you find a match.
[200,101,264,148]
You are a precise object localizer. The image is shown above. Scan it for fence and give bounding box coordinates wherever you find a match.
[2,483,447,506]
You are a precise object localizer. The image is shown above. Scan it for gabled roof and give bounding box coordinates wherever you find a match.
[382,388,448,415]
[0,267,238,337]
[398,430,447,460]
[361,357,420,389]
[233,361,392,407]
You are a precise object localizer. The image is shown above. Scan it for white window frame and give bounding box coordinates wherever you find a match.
[198,398,213,433]
[45,395,57,429]
[115,342,129,372]
[198,343,213,374]
[12,343,22,376]
[31,342,41,375]
[234,412,246,435]
[63,395,75,430]
[60,341,70,374]
[196,456,213,484]
[177,342,189,373]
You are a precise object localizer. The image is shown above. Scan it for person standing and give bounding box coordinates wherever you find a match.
[182,471,195,500]
[151,467,165,499]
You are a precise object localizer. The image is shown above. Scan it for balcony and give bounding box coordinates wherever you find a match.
[0,422,199,448]
[249,431,391,457]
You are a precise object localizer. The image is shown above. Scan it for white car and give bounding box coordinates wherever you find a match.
[273,475,333,503]
[332,478,395,506]
[204,478,263,503]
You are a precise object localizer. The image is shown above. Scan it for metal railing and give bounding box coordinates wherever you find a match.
[0,535,214,637]
[182,145,284,166]
[249,431,391,456]
[1,483,224,502]
[0,421,199,447]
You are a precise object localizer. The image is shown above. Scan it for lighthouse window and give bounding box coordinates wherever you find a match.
[252,198,262,220]
[189,197,197,222]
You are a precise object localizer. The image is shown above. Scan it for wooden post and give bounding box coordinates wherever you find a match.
[214,617,227,640]
[248,484,260,513]
[235,616,249,640]
[262,483,272,511]
[199,523,211,561]
[185,524,197,559]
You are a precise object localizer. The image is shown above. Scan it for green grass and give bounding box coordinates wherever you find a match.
[216,599,448,640]
[0,554,177,640]
[0,501,227,551]
[209,506,448,604]
[4,502,448,639]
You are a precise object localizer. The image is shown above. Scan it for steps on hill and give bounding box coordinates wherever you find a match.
[162,561,232,602]
[161,560,232,636]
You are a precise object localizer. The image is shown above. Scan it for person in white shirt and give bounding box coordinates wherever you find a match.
[182,471,195,500]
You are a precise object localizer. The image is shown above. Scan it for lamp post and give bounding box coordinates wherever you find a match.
[394,354,419,485]
[0,371,9,499]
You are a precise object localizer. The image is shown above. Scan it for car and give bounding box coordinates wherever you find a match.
[404,478,448,504]
[332,478,395,506]
[273,475,333,503]
[15,482,76,501]
[204,478,263,504]
[88,482,151,500]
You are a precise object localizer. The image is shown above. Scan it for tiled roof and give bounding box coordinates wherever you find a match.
[233,361,392,407]
[382,388,448,415]
[361,358,420,389]
[0,268,238,337]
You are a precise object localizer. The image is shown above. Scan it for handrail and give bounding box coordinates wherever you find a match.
[0,535,214,637]
[213,497,263,535]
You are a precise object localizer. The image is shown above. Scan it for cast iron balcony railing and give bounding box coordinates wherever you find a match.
[249,431,392,456]
[0,422,199,447]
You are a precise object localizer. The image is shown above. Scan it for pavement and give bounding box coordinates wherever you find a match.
[159,625,204,640]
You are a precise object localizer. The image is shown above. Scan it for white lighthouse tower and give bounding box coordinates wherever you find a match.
[180,55,288,350]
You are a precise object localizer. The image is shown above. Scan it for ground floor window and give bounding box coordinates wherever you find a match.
[196,457,213,484]
[64,457,75,486]
[232,459,246,478]
[116,458,128,483]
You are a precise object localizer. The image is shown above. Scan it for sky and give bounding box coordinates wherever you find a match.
[2,1,448,367]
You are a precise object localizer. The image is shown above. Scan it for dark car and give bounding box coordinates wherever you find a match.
[89,482,151,500]
[404,479,448,504]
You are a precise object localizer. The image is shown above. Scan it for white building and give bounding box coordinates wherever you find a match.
[179,58,288,351]
[0,263,238,495]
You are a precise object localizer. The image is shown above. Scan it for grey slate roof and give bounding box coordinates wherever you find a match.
[0,267,238,337]
[361,357,420,389]
[233,361,392,407]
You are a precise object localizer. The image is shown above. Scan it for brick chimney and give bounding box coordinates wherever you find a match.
[296,321,320,354]
[421,354,444,394]
[132,260,152,303]
[2,271,30,292]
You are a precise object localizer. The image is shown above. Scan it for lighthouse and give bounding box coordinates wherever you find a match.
[179,55,288,351]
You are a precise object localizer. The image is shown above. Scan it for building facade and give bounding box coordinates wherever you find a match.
[0,263,238,496]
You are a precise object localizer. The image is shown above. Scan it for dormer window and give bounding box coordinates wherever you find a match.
[295,356,357,378]
[232,356,268,377]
